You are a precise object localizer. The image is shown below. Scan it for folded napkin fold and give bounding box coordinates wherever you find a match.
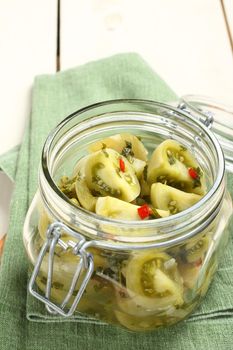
[0,53,233,350]
[0,145,19,182]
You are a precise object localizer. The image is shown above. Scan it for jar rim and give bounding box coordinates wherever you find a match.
[40,99,225,243]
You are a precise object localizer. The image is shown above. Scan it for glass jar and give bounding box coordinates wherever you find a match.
[23,99,233,332]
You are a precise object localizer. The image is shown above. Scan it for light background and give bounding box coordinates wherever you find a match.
[0,0,232,237]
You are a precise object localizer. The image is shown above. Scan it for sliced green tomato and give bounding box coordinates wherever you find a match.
[96,196,141,220]
[83,138,146,179]
[37,253,82,295]
[85,148,140,202]
[45,248,110,308]
[69,197,81,207]
[88,247,110,269]
[115,305,188,331]
[36,275,92,314]
[95,196,170,220]
[36,277,68,306]
[184,235,210,263]
[71,156,97,211]
[151,183,202,214]
[124,251,183,311]
[72,155,89,178]
[115,291,158,317]
[178,262,201,289]
[75,178,97,212]
[115,278,183,319]
[147,139,206,195]
[38,247,109,291]
[115,310,166,331]
[88,133,148,161]
[36,270,114,314]
[156,209,170,218]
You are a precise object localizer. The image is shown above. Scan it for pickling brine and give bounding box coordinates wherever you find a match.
[23,100,232,331]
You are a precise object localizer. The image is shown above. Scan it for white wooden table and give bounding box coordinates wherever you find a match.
[0,0,233,243]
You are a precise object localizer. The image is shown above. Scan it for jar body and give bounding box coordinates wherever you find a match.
[23,100,233,331]
[24,189,232,331]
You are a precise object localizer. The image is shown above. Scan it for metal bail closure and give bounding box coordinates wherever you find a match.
[178,98,214,128]
[28,222,94,317]
[178,95,233,173]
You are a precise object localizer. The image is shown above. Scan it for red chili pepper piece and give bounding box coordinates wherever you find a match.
[188,167,198,179]
[137,204,152,219]
[119,158,125,172]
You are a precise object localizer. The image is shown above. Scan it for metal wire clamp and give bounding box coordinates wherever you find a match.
[28,222,94,317]
[178,102,214,128]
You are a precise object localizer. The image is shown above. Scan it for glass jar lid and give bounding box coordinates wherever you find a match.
[179,95,233,173]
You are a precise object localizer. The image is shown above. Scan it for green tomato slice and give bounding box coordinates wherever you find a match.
[85,148,140,202]
[96,196,170,221]
[75,177,97,212]
[151,183,202,214]
[185,235,210,263]
[178,262,201,289]
[115,310,166,331]
[88,133,148,161]
[71,156,97,211]
[124,251,183,311]
[147,139,206,195]
[96,196,141,220]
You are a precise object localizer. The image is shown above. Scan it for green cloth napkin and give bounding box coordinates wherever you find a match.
[0,53,233,350]
[0,145,19,182]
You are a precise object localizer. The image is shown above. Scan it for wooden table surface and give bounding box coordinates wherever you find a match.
[0,0,232,243]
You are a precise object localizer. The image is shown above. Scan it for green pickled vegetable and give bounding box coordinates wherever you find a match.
[34,134,215,331]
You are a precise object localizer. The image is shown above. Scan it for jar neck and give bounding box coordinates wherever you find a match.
[39,99,226,247]
[39,169,225,248]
